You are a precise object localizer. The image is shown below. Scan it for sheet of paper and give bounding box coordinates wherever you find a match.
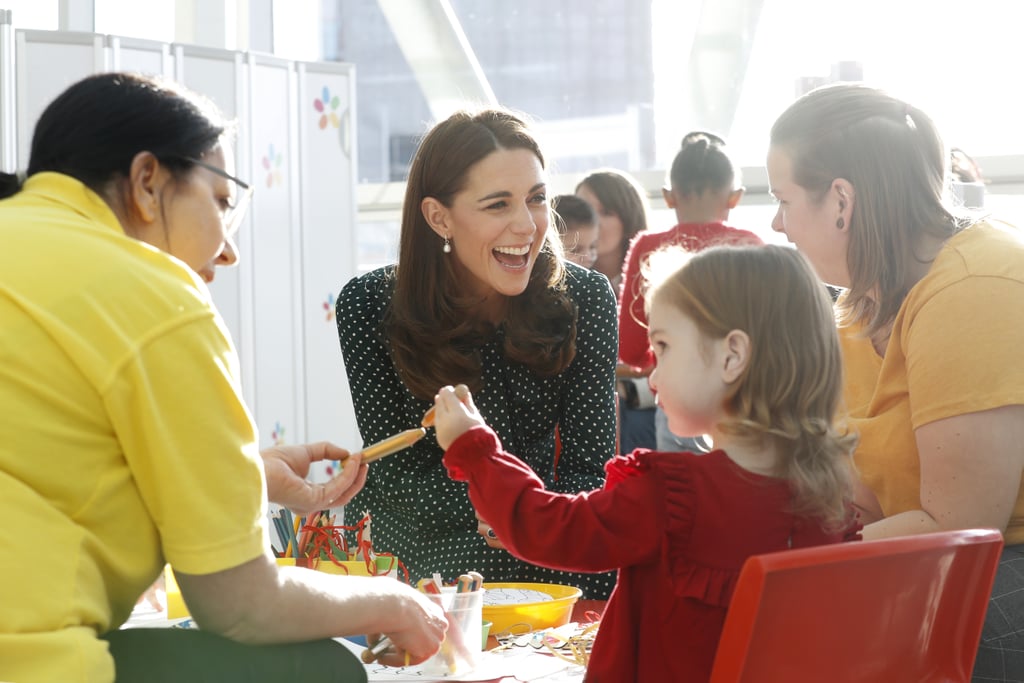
[336,637,585,682]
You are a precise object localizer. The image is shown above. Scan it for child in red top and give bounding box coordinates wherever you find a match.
[432,244,861,682]
[620,132,763,452]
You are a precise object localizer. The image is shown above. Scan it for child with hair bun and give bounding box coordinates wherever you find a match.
[620,132,763,452]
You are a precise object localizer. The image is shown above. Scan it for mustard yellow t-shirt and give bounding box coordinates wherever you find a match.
[0,173,267,683]
[842,221,1024,544]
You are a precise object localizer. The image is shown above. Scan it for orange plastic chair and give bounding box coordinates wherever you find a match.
[709,529,1004,683]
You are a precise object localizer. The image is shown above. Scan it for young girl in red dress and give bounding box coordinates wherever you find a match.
[431,244,862,682]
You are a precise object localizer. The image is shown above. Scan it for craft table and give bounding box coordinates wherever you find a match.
[124,595,606,682]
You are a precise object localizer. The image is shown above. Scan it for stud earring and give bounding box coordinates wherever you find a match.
[443,235,452,253]
[836,217,845,230]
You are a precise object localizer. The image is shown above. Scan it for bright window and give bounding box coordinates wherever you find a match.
[3,1,58,30]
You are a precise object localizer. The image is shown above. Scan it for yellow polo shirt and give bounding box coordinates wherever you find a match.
[0,173,267,682]
[842,221,1024,544]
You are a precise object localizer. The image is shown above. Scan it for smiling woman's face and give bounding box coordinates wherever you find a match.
[425,147,550,302]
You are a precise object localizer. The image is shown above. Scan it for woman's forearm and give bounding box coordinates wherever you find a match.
[175,556,445,661]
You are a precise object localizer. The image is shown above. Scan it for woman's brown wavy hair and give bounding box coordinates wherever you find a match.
[385,109,576,400]
[645,245,857,529]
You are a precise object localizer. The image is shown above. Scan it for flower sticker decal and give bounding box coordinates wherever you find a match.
[271,421,286,446]
[323,292,336,322]
[324,458,342,478]
[313,86,341,130]
[262,143,283,188]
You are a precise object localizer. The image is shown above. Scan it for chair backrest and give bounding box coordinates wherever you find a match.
[709,529,1004,683]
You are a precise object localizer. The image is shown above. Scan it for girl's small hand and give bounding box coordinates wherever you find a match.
[433,384,485,450]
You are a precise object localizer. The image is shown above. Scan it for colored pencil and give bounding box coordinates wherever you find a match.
[347,428,426,464]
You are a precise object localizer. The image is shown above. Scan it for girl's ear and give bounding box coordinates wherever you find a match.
[421,197,450,239]
[726,187,744,209]
[662,186,677,210]
[720,329,750,384]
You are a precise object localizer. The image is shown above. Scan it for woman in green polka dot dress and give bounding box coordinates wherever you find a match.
[336,109,617,599]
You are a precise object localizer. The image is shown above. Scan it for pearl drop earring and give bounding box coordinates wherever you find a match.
[443,235,452,253]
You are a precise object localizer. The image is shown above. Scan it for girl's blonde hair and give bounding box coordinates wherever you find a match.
[644,244,857,529]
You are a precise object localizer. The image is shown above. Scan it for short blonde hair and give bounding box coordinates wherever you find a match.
[644,244,857,528]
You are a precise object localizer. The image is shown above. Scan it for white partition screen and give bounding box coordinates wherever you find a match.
[1,11,15,172]
[247,53,303,448]
[108,35,171,77]
[173,43,256,409]
[14,30,106,168]
[296,61,360,449]
[1,27,360,463]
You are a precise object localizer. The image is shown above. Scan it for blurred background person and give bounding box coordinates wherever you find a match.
[552,193,599,269]
[576,169,657,453]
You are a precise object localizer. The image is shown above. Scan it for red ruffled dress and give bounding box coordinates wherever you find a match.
[443,426,861,682]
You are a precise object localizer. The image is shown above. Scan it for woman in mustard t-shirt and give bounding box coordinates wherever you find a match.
[766,82,1024,682]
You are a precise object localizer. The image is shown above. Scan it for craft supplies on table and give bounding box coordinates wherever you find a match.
[423,585,485,675]
[343,637,586,682]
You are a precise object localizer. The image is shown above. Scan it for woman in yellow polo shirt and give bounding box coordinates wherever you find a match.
[0,73,445,683]
[766,83,1024,682]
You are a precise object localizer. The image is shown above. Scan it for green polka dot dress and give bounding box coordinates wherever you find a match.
[336,261,618,599]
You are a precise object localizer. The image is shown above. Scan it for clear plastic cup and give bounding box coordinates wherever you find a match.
[422,588,484,676]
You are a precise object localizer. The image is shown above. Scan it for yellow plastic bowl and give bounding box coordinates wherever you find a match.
[481,582,582,635]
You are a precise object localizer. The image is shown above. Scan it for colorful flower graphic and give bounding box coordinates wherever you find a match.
[323,292,336,322]
[262,143,284,188]
[271,421,286,446]
[324,458,341,478]
[313,86,341,130]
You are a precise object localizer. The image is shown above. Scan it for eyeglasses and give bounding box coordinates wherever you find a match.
[171,157,254,233]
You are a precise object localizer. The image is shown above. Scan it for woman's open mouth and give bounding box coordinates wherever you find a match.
[492,244,531,270]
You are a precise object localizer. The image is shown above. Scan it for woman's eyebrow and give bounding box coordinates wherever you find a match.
[476,183,545,203]
[476,190,511,202]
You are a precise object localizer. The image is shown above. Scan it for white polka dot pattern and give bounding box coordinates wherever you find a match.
[336,261,619,599]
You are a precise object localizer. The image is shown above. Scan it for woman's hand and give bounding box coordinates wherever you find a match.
[366,585,449,666]
[432,384,485,450]
[261,442,367,515]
